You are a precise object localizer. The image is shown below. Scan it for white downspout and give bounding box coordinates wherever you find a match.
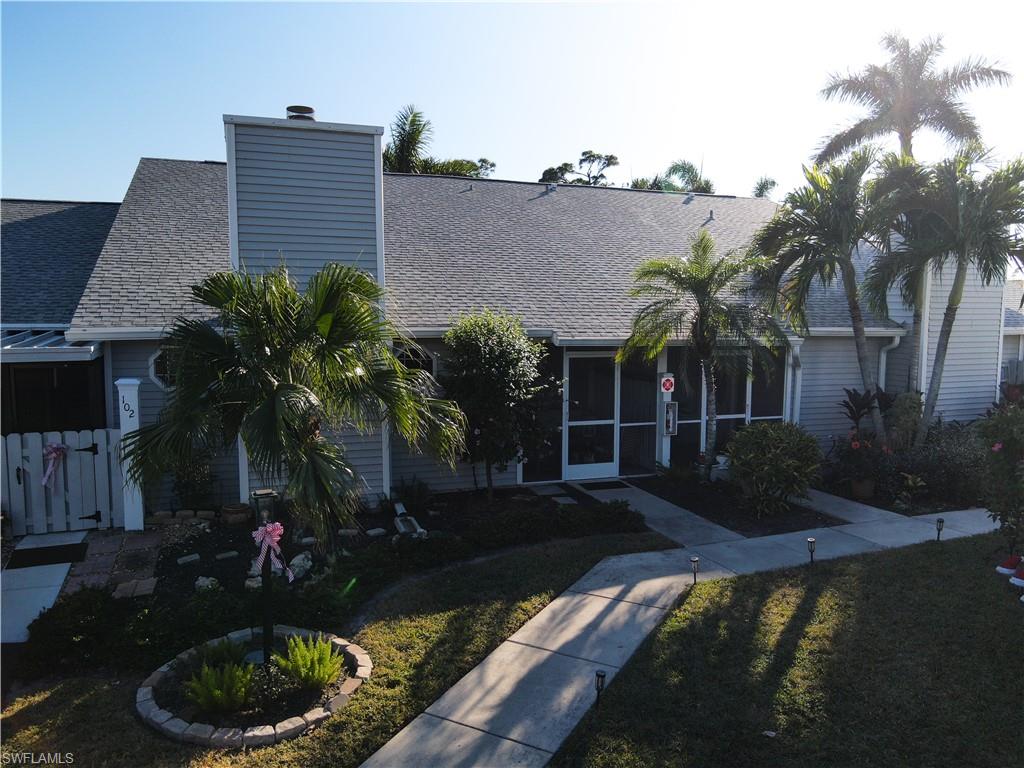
[878,335,901,393]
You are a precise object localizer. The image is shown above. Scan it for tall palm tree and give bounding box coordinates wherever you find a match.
[121,264,466,541]
[382,105,494,178]
[752,177,777,199]
[752,148,893,442]
[901,147,1024,445]
[819,34,1010,399]
[816,33,1010,163]
[620,230,784,477]
[666,160,715,194]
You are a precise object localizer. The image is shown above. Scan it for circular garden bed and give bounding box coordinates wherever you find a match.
[136,625,372,748]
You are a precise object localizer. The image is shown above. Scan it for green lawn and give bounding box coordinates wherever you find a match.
[553,533,1023,768]
[1,532,671,767]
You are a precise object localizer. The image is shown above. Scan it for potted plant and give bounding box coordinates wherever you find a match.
[836,433,887,500]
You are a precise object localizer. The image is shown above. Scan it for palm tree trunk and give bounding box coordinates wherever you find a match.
[906,292,922,392]
[899,131,913,158]
[915,255,969,447]
[841,261,888,443]
[703,361,717,480]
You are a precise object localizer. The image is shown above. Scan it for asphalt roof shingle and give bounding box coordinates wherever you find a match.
[1,199,119,325]
[58,160,900,338]
[69,158,230,334]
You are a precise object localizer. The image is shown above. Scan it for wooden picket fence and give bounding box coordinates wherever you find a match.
[1,429,124,535]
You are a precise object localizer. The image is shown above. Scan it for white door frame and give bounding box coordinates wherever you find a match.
[563,350,620,480]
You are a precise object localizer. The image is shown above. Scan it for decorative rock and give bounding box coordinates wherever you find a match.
[136,697,159,720]
[227,628,253,643]
[366,527,387,537]
[176,553,200,566]
[289,551,313,580]
[136,686,154,704]
[211,727,244,749]
[338,528,359,538]
[355,665,372,680]
[339,677,362,696]
[184,722,215,745]
[275,716,307,741]
[161,718,189,740]
[330,637,349,653]
[346,643,366,657]
[153,510,174,519]
[146,708,174,726]
[326,693,349,713]
[249,556,281,577]
[244,576,262,590]
[242,725,275,747]
[195,509,217,520]
[142,670,165,688]
[303,707,330,726]
[215,550,239,561]
[112,581,136,599]
[195,576,220,591]
[300,536,317,547]
[134,577,158,597]
[428,509,442,517]
[178,509,195,518]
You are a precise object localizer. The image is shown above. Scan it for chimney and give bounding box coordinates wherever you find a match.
[223,110,386,290]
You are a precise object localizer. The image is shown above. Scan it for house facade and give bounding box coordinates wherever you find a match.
[0,109,1008,522]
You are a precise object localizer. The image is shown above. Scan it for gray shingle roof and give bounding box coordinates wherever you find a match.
[1,199,119,325]
[60,160,900,338]
[383,175,900,338]
[69,158,229,334]
[1004,280,1024,331]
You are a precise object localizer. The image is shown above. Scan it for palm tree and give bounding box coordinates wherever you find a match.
[630,174,680,192]
[816,33,1010,164]
[751,148,892,442]
[818,34,1010,398]
[121,264,466,541]
[901,147,1024,445]
[752,177,777,199]
[620,230,784,477]
[383,105,494,177]
[666,160,715,193]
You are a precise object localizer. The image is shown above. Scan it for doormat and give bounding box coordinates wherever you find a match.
[6,543,88,570]
[578,480,631,491]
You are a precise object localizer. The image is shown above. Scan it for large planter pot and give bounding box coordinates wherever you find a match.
[221,503,252,526]
[850,478,876,500]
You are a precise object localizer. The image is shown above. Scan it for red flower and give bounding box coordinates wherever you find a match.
[992,442,1004,453]
[851,440,861,450]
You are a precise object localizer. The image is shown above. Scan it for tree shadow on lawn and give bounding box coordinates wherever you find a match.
[553,533,1023,768]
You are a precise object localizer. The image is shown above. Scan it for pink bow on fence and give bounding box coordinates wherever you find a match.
[41,443,67,490]
[252,522,294,583]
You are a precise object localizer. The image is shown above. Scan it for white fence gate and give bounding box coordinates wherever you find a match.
[1,429,124,535]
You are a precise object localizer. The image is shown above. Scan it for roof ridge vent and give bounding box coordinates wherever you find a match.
[286,105,315,121]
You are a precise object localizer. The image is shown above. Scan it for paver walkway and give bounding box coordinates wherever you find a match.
[360,488,998,768]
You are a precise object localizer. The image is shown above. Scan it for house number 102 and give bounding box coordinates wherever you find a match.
[121,396,136,419]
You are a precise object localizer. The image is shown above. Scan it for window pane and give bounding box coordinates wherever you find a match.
[714,363,747,415]
[568,357,615,421]
[751,351,786,417]
[620,356,656,423]
[670,421,702,464]
[620,424,656,475]
[667,347,702,420]
[568,424,614,465]
[714,417,745,452]
[523,345,563,483]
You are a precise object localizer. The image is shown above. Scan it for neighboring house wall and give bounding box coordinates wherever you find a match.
[1002,334,1023,367]
[109,340,240,509]
[389,339,517,493]
[884,334,914,394]
[225,116,387,501]
[798,336,883,448]
[922,266,1002,422]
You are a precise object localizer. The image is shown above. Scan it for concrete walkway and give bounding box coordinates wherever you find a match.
[360,489,998,768]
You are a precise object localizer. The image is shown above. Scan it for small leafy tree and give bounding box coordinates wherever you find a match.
[539,151,619,186]
[728,422,822,516]
[442,311,547,500]
[977,403,1024,552]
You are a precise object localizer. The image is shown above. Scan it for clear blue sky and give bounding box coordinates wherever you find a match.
[3,1,1022,203]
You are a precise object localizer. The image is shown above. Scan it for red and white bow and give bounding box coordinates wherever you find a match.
[252,521,294,582]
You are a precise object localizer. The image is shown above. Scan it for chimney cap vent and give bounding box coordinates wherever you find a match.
[286,105,315,121]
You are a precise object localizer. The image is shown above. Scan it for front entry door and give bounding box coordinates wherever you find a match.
[564,353,618,480]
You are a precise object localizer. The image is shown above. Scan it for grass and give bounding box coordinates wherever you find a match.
[553,532,1023,768]
[1,532,671,767]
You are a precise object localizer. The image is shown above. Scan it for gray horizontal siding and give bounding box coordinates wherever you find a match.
[923,266,1001,422]
[232,123,379,290]
[109,341,239,511]
[798,336,883,448]
[1002,334,1022,366]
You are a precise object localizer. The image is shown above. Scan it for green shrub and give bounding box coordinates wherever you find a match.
[898,421,985,506]
[885,392,923,451]
[185,662,254,715]
[728,422,822,516]
[977,403,1024,549]
[197,639,248,669]
[273,635,343,690]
